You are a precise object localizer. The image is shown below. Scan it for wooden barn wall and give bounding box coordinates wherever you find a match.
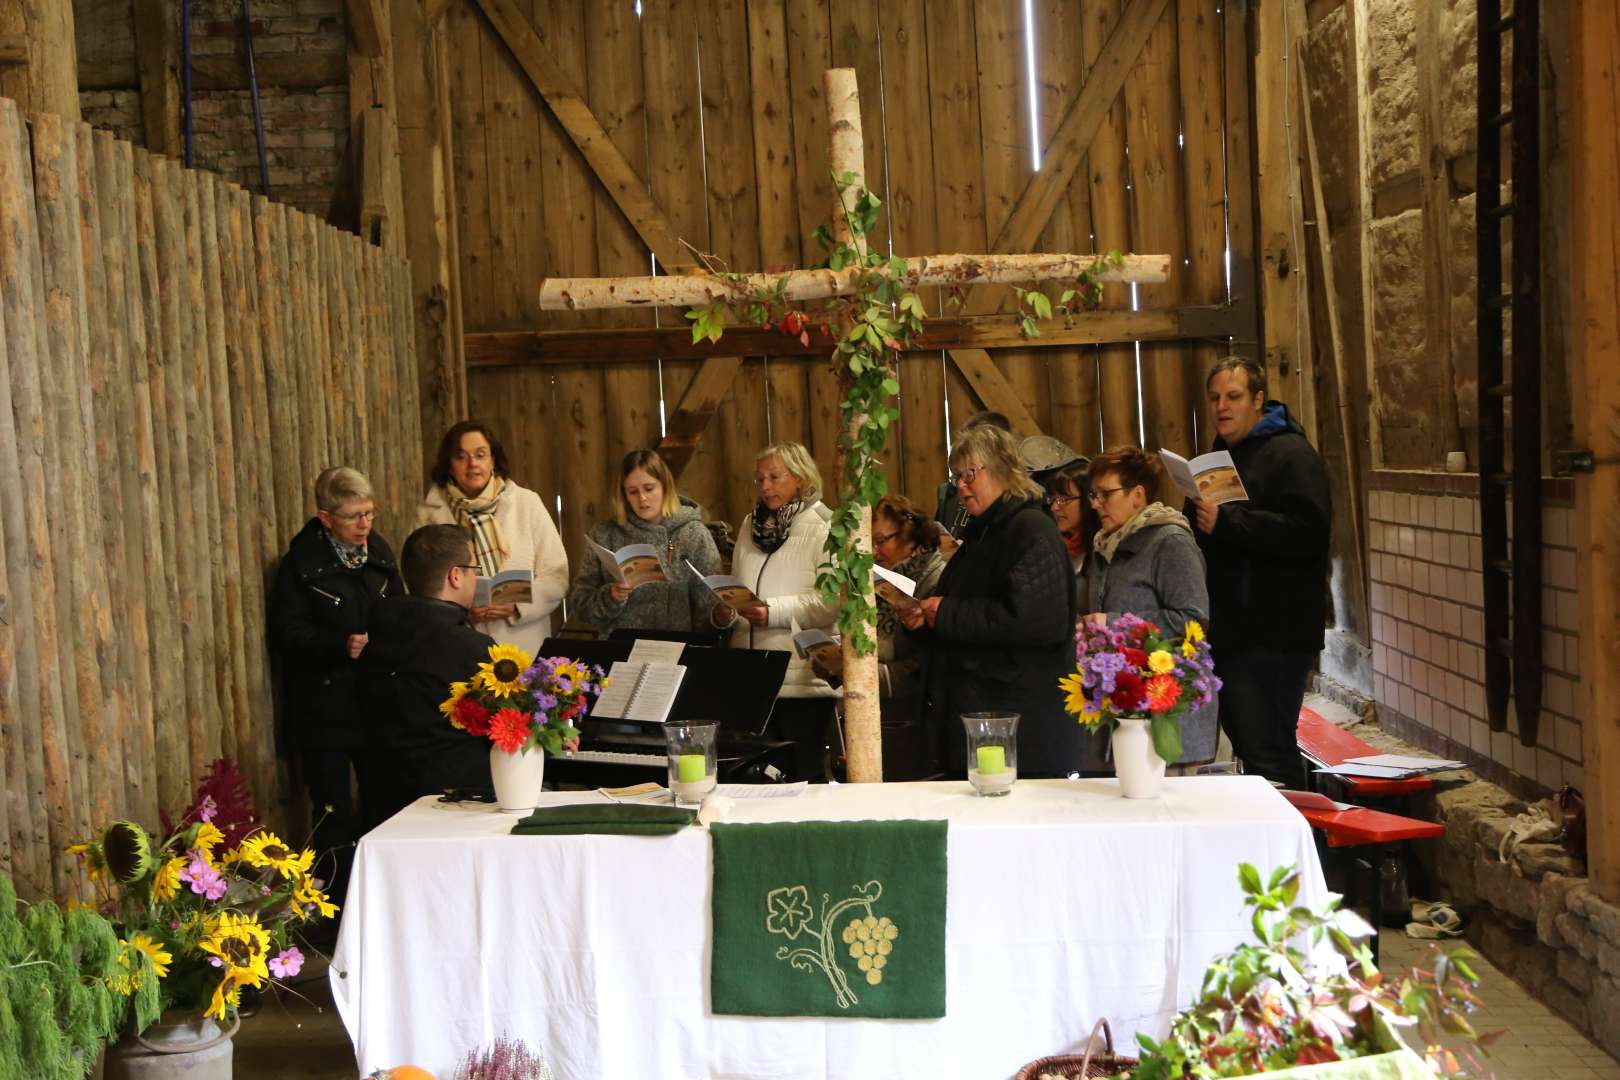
[454,0,1238,570]
[0,96,421,900]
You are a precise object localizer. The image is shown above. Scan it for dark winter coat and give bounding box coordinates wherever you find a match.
[565,497,723,637]
[356,594,495,823]
[1191,401,1333,654]
[921,495,1083,777]
[268,519,403,751]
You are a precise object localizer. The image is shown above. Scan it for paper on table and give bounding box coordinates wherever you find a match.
[1343,753,1467,772]
[1314,762,1418,779]
[714,782,809,798]
[1280,789,1357,813]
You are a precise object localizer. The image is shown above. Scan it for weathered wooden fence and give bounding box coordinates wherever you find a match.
[0,96,421,900]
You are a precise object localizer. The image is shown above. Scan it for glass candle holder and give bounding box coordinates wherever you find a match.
[665,720,719,808]
[962,712,1019,797]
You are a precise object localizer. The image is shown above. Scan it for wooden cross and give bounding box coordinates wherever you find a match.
[538,71,1169,783]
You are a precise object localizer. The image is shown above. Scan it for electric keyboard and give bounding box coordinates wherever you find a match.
[546,733,800,788]
[558,748,665,769]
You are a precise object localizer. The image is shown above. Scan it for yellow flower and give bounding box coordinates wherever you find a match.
[205,973,244,1020]
[1059,670,1091,719]
[200,912,271,988]
[193,822,225,861]
[294,872,339,920]
[1184,620,1204,643]
[129,932,172,980]
[1148,649,1176,675]
[237,831,314,880]
[440,680,471,725]
[67,841,106,881]
[1181,638,1198,659]
[475,644,531,695]
[151,856,186,903]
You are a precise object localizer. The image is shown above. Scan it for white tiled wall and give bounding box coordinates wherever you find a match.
[1368,489,1583,791]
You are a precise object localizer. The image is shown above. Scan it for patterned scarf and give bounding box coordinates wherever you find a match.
[749,497,804,555]
[323,529,368,570]
[1093,501,1192,565]
[446,474,510,574]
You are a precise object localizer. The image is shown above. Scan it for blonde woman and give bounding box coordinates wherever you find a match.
[566,449,721,637]
[900,424,1083,778]
[416,421,569,656]
[715,442,837,779]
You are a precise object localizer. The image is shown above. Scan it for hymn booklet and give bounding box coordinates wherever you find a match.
[585,535,668,589]
[686,560,765,611]
[1159,448,1251,505]
[872,564,920,610]
[590,660,687,724]
[789,617,841,668]
[473,568,533,608]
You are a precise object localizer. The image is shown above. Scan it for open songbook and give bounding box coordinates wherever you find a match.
[1159,448,1250,505]
[474,568,532,608]
[789,616,841,668]
[585,536,668,589]
[590,659,687,724]
[872,564,919,610]
[686,559,765,610]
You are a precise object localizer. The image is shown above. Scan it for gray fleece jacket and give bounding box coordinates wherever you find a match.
[566,498,722,637]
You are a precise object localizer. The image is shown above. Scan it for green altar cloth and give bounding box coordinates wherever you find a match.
[509,803,696,836]
[710,819,947,1018]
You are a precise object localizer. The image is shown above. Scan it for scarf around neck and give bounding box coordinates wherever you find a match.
[446,475,510,574]
[323,528,369,570]
[1093,501,1192,564]
[750,497,805,555]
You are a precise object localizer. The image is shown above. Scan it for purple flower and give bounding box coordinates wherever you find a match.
[533,691,558,711]
[269,947,304,979]
[198,795,218,823]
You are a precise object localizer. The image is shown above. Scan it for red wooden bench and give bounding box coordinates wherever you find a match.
[1296,706,1435,798]
[1292,803,1444,848]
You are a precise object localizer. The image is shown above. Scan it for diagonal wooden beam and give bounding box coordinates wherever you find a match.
[943,0,1175,435]
[470,0,739,475]
[425,0,461,28]
[347,0,388,58]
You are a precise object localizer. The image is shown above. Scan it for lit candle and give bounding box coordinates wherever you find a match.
[676,753,707,784]
[975,745,1006,775]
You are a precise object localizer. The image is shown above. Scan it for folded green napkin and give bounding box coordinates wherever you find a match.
[710,819,947,1018]
[509,803,697,836]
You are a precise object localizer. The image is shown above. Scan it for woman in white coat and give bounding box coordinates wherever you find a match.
[416,421,569,657]
[713,441,838,779]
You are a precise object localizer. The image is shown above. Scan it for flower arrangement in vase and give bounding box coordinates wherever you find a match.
[440,644,607,811]
[63,758,337,1028]
[1059,613,1220,794]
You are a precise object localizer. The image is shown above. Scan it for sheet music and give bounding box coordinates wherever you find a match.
[1343,753,1466,772]
[627,638,686,664]
[592,660,687,724]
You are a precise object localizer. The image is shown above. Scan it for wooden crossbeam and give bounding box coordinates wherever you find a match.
[347,0,388,58]
[467,305,1241,367]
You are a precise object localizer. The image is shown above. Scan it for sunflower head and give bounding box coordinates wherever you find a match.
[151,856,187,903]
[476,644,532,695]
[101,820,155,884]
[238,831,314,880]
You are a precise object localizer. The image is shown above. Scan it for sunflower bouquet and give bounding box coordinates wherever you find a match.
[1058,612,1221,763]
[440,644,607,756]
[64,764,337,1028]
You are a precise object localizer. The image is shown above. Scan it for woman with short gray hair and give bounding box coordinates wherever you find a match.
[268,465,403,912]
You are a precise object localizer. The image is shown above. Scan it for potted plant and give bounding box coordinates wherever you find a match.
[1128,863,1496,1078]
[1058,613,1220,797]
[440,646,606,813]
[63,760,337,1078]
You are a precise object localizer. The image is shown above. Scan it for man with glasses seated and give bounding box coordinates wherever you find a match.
[357,524,502,826]
[269,466,403,911]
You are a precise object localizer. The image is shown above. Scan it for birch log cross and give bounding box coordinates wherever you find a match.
[537,70,1170,784]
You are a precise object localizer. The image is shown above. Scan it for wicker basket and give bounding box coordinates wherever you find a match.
[1012,1019,1139,1080]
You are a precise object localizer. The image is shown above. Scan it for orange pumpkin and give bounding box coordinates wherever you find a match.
[382,1068,437,1080]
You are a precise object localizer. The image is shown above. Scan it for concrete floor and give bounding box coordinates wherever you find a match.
[235,953,355,1080]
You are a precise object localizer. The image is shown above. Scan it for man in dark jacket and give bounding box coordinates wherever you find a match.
[269,467,402,906]
[358,523,496,825]
[1190,357,1331,789]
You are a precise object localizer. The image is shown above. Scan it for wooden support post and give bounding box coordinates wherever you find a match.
[1570,0,1620,902]
[0,0,80,121]
[1414,0,1464,458]
[347,0,388,57]
[348,0,404,251]
[132,0,183,159]
[1176,0,1230,444]
[824,68,880,785]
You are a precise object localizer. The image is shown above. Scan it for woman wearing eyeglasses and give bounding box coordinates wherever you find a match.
[900,425,1084,778]
[809,494,947,779]
[1079,447,1217,765]
[1043,458,1102,584]
[416,420,570,657]
[268,465,403,907]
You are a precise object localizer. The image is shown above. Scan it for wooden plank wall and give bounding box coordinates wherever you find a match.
[458,0,1239,570]
[0,97,421,900]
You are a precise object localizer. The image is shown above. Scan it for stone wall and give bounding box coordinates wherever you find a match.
[1420,783,1620,1061]
[73,0,351,221]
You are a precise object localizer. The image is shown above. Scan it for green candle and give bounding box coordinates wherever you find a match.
[676,753,708,784]
[975,745,1006,775]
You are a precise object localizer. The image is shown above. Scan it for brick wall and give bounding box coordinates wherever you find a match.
[74,0,350,221]
[1368,471,1583,796]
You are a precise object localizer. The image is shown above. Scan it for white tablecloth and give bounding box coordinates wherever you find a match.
[331,777,1327,1079]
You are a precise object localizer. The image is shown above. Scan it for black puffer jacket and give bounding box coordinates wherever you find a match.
[1191,401,1332,654]
[268,519,403,750]
[922,495,1082,776]
[357,594,495,821]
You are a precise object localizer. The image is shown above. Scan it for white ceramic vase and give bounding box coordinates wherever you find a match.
[1110,716,1166,799]
[489,745,545,813]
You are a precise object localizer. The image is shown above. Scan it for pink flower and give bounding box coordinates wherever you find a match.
[180,855,228,901]
[268,947,304,979]
[198,795,218,823]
